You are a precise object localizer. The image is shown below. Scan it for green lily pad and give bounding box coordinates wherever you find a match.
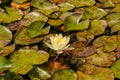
[105,13,120,26]
[48,18,63,26]
[29,67,51,80]
[10,49,49,75]
[0,25,12,48]
[0,56,12,72]
[93,36,118,52]
[13,0,29,3]
[77,64,114,80]
[64,14,89,32]
[96,0,115,8]
[27,21,50,38]
[58,2,75,12]
[89,20,107,36]
[110,22,120,32]
[67,0,95,7]
[52,69,77,80]
[31,0,59,15]
[0,7,22,23]
[104,36,118,52]
[111,59,120,78]
[86,51,116,67]
[24,11,48,22]
[15,28,44,45]
[59,12,73,21]
[84,6,107,19]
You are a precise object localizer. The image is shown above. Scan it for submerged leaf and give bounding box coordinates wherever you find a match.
[4,72,24,80]
[52,69,77,80]
[0,25,12,48]
[10,49,49,75]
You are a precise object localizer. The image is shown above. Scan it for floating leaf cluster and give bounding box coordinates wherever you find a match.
[1,0,120,80]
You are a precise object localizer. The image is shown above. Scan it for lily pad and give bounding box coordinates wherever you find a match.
[111,59,120,78]
[15,28,44,45]
[27,21,50,38]
[105,13,120,26]
[13,0,29,3]
[0,56,12,72]
[64,14,89,32]
[29,67,51,80]
[89,20,107,36]
[48,18,63,26]
[77,64,114,80]
[86,51,116,67]
[96,0,115,8]
[84,6,107,19]
[10,49,49,75]
[0,7,22,23]
[76,31,94,43]
[0,25,12,48]
[24,11,48,22]
[67,0,95,7]
[93,36,118,52]
[58,2,75,12]
[52,69,77,80]
[0,44,15,56]
[31,0,59,15]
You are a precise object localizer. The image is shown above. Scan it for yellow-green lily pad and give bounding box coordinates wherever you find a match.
[10,49,49,75]
[0,25,12,48]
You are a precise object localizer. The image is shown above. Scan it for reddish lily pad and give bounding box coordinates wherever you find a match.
[86,51,116,67]
[10,49,49,75]
[0,44,15,56]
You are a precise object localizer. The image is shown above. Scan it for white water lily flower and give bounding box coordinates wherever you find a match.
[44,34,71,54]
